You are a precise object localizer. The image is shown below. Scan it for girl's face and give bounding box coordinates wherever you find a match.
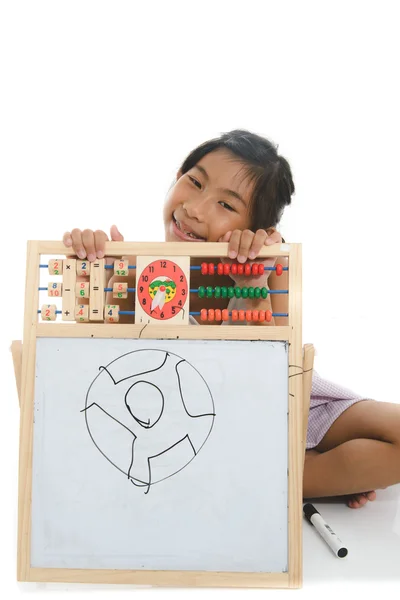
[163,149,255,243]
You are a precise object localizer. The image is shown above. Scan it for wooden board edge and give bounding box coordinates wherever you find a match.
[18,241,40,581]
[10,340,22,406]
[36,240,295,258]
[35,323,291,340]
[288,243,303,587]
[302,344,315,458]
[24,567,290,588]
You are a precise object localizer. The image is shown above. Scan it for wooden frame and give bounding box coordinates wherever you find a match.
[17,240,305,588]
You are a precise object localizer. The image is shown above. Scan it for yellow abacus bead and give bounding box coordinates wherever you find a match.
[76,260,90,276]
[114,259,129,276]
[104,304,120,323]
[75,304,89,322]
[48,259,64,275]
[41,304,57,321]
[75,281,90,298]
[113,282,128,299]
[48,282,63,297]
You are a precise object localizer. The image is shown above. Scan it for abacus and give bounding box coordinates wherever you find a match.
[38,251,288,326]
[18,240,304,590]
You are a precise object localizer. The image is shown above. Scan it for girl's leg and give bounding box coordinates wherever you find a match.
[303,400,400,503]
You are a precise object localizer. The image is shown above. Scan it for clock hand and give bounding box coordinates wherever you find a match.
[151,287,166,312]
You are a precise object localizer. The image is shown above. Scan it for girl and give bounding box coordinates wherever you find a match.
[63,129,400,509]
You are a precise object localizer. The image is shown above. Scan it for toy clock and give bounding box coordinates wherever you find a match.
[135,256,190,325]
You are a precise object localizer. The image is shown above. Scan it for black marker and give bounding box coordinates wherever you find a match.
[303,503,348,558]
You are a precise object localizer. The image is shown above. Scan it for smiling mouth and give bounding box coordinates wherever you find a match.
[172,214,206,241]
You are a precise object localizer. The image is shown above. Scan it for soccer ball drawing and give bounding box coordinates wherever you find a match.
[82,349,216,494]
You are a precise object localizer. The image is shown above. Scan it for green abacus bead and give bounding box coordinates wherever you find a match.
[221,287,228,298]
[241,287,248,298]
[214,286,221,298]
[254,287,261,298]
[227,287,235,298]
[261,287,269,299]
[248,287,255,298]
[198,286,205,298]
[235,287,242,298]
[206,286,213,298]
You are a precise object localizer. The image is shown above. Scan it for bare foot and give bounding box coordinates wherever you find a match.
[345,490,376,508]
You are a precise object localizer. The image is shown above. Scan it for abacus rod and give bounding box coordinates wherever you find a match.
[40,286,288,294]
[39,264,288,271]
[38,310,289,317]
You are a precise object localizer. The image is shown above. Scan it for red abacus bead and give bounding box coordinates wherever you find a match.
[276,263,283,276]
[232,310,238,321]
[201,262,208,275]
[239,310,245,321]
[208,263,215,275]
[237,264,244,275]
[201,309,208,321]
[258,264,264,275]
[246,310,252,322]
[223,263,230,275]
[231,263,238,275]
[266,310,272,322]
[215,309,222,321]
[244,264,251,276]
[222,309,229,321]
[217,263,224,275]
[252,310,259,321]
[251,264,258,275]
[208,309,215,321]
[259,310,266,322]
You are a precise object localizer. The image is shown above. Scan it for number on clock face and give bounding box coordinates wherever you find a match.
[136,259,188,320]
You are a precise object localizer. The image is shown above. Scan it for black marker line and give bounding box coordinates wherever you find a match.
[127,437,136,480]
[175,360,216,419]
[144,434,197,494]
[98,352,169,385]
[83,348,216,490]
[124,380,164,429]
[82,396,143,481]
[81,402,136,437]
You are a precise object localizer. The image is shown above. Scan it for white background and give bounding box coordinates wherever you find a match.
[0,0,399,598]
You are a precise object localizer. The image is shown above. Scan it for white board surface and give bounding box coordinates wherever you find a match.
[31,338,289,573]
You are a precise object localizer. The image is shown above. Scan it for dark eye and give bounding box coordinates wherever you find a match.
[219,201,235,212]
[188,176,201,189]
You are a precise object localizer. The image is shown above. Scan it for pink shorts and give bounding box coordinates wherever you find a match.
[307,370,373,449]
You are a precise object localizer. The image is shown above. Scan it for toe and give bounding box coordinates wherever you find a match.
[346,494,368,508]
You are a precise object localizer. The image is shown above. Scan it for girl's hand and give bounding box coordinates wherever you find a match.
[219,228,283,262]
[62,225,124,261]
[218,228,283,285]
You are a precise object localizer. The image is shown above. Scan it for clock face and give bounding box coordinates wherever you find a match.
[136,259,188,320]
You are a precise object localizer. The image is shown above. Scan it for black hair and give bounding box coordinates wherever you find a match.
[178,129,294,231]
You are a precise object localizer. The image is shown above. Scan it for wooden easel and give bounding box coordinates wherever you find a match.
[14,240,312,588]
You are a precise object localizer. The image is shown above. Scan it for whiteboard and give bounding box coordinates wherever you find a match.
[31,338,289,573]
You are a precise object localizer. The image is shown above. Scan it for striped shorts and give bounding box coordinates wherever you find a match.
[307,370,373,449]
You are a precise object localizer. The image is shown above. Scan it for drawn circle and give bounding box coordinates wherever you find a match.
[136,259,188,320]
[84,349,215,490]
